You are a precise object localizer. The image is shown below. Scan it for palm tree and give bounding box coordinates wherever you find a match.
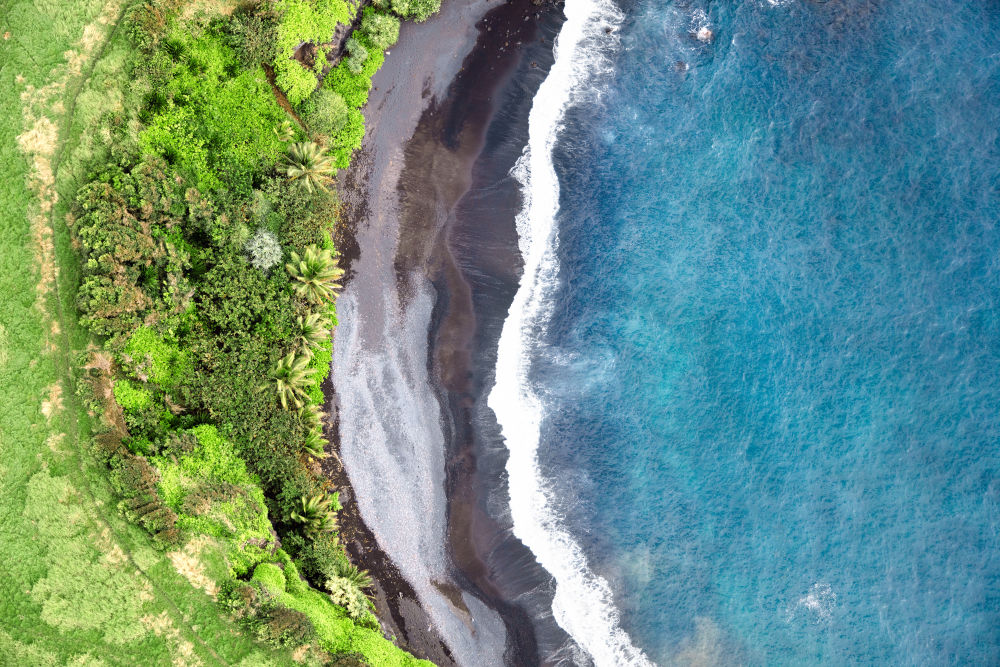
[294,311,329,355]
[278,141,335,192]
[273,120,296,143]
[298,403,325,431]
[289,494,337,537]
[335,562,373,590]
[261,352,313,410]
[303,428,327,459]
[286,245,345,305]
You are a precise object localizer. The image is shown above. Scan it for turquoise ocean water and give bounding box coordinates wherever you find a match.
[506,0,1000,663]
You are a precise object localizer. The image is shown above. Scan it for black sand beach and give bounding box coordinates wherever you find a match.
[327,0,582,664]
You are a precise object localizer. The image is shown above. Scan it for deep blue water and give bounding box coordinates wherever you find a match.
[533,1,1000,663]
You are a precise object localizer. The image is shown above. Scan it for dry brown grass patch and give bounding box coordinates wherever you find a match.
[167,536,219,598]
[40,382,63,421]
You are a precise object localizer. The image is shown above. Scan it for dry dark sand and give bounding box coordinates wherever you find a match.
[329,1,582,665]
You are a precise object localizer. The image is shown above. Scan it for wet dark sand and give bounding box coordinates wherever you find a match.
[395,3,585,665]
[329,0,579,664]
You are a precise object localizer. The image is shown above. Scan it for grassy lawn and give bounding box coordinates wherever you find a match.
[0,1,300,663]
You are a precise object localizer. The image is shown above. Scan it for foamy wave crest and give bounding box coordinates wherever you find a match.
[487,0,654,664]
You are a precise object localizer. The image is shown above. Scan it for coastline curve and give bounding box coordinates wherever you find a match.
[486,0,654,665]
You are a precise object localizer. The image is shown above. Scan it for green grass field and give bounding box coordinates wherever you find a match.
[0,1,306,663]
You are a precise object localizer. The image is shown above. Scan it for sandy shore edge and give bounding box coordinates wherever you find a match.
[327,1,573,664]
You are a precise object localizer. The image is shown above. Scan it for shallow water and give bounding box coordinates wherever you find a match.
[504,0,1000,663]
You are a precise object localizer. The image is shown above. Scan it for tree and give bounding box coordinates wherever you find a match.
[273,119,296,143]
[245,228,282,271]
[294,311,329,355]
[302,429,327,459]
[262,352,314,410]
[278,141,335,193]
[225,4,278,70]
[285,245,345,304]
[334,562,372,590]
[298,89,349,140]
[390,0,440,22]
[359,10,400,51]
[344,38,368,75]
[297,403,325,431]
[289,494,337,537]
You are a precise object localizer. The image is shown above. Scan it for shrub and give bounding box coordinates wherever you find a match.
[252,562,287,596]
[104,446,181,547]
[359,9,400,51]
[122,326,191,387]
[389,0,440,22]
[329,653,371,667]
[155,425,276,575]
[137,32,286,193]
[298,88,350,139]
[272,0,353,105]
[323,43,384,108]
[313,46,329,74]
[283,560,308,594]
[329,108,366,169]
[256,606,315,646]
[326,577,372,624]
[281,186,339,249]
[114,379,153,412]
[344,38,368,75]
[227,5,279,70]
[218,579,273,622]
[220,574,314,648]
[124,0,185,51]
[286,532,350,585]
[245,228,283,271]
[276,587,421,663]
[195,252,297,340]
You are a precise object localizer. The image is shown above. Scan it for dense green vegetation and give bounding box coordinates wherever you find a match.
[1,0,309,662]
[2,0,439,663]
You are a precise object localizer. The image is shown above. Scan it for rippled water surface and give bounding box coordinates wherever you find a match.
[526,0,1000,663]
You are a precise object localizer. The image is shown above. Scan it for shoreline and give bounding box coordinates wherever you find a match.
[329,0,576,664]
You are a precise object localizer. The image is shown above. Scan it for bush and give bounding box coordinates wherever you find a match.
[218,579,273,622]
[122,326,191,388]
[104,446,181,547]
[227,5,279,70]
[137,32,286,193]
[329,108,366,169]
[329,654,372,667]
[113,379,153,412]
[359,9,400,51]
[155,425,276,575]
[286,532,350,585]
[220,574,314,647]
[298,88,350,139]
[256,606,315,646]
[245,228,283,271]
[252,562,287,595]
[283,560,308,594]
[325,577,373,625]
[389,0,440,22]
[272,0,353,105]
[322,40,384,109]
[344,38,368,75]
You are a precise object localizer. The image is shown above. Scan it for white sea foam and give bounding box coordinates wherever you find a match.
[785,582,837,624]
[486,0,654,664]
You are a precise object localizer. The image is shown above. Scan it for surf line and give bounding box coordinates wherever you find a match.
[487,0,653,664]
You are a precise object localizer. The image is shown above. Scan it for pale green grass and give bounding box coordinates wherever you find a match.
[0,2,303,664]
